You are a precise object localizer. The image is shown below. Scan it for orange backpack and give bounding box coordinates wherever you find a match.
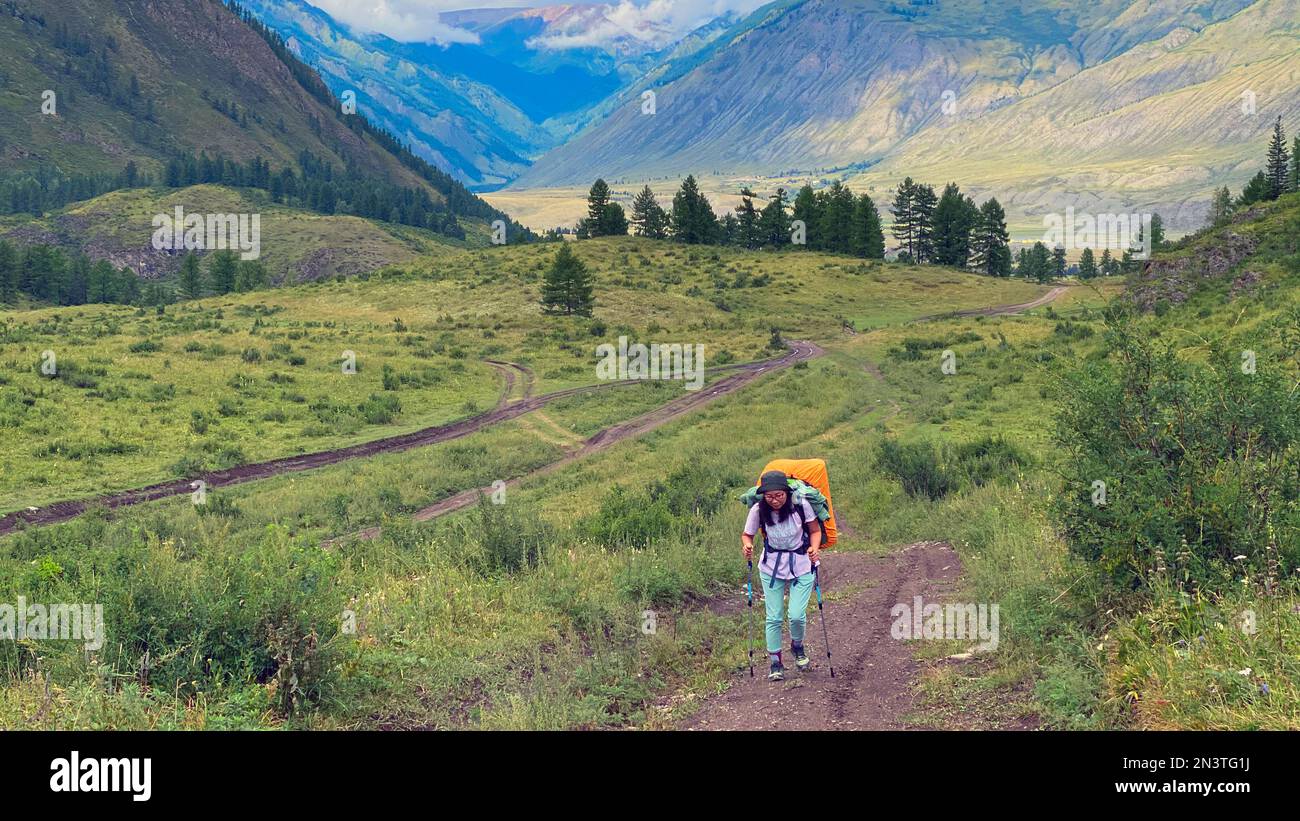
[756,458,837,548]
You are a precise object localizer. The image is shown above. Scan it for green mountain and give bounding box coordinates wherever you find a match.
[0,0,527,238]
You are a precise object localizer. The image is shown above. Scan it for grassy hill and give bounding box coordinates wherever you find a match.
[0,184,466,282]
[1,198,1296,729]
[0,238,1047,510]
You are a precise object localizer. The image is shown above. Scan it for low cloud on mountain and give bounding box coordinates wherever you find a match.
[304,0,763,47]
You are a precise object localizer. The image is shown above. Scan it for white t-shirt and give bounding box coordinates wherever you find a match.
[744,497,816,580]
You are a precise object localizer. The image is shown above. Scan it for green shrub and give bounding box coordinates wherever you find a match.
[1053,309,1300,588]
[876,439,955,500]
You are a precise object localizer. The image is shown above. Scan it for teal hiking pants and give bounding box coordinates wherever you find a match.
[760,571,814,653]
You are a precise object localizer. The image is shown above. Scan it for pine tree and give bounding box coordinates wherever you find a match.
[1238,171,1270,207]
[819,181,855,254]
[1266,116,1289,199]
[630,186,668,239]
[236,259,269,292]
[890,178,917,260]
[1022,242,1050,281]
[1210,186,1233,227]
[208,250,238,294]
[601,203,629,236]
[1291,136,1300,194]
[736,188,760,248]
[1148,213,1165,252]
[1100,248,1117,277]
[851,194,885,259]
[178,252,204,299]
[586,179,613,235]
[969,198,1010,276]
[932,183,977,267]
[1078,247,1097,280]
[758,188,790,247]
[791,184,819,250]
[540,243,593,316]
[912,184,938,263]
[0,239,16,303]
[1050,245,1067,281]
[718,213,738,246]
[670,175,717,244]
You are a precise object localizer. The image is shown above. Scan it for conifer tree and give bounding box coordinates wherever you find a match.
[890,178,917,260]
[586,179,613,235]
[540,243,593,316]
[759,188,791,247]
[670,175,717,244]
[208,249,238,295]
[1210,186,1233,227]
[1291,136,1300,193]
[932,183,977,267]
[1100,247,1117,277]
[851,193,885,259]
[178,252,205,299]
[969,198,1010,276]
[912,183,938,263]
[791,184,819,250]
[1078,247,1097,280]
[736,188,760,248]
[630,186,668,239]
[1266,116,1290,199]
[1050,245,1067,280]
[819,181,855,254]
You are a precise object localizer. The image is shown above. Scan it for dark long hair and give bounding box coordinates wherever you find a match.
[758,491,795,530]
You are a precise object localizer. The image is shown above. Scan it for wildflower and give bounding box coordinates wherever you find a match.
[1237,667,1252,676]
[1259,682,1270,695]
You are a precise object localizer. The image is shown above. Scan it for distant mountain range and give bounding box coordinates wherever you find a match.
[241,0,743,188]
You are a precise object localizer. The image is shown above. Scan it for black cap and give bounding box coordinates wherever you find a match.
[757,470,791,494]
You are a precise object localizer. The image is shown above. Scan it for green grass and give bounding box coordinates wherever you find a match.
[5,195,1298,730]
[0,237,1052,511]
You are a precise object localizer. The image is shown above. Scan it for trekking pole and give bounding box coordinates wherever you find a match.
[813,562,835,678]
[746,560,756,678]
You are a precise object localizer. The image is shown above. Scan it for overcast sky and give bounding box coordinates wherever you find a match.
[303,0,767,46]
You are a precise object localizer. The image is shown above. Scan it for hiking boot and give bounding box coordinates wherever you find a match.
[768,661,785,681]
[792,644,810,671]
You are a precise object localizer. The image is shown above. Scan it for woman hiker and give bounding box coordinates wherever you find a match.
[741,469,822,681]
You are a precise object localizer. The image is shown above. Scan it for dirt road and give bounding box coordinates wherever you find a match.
[2,284,1066,537]
[685,542,969,729]
[0,341,819,535]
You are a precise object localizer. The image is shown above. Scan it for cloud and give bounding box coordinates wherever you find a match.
[528,0,769,50]
[303,0,489,44]
[303,1,767,48]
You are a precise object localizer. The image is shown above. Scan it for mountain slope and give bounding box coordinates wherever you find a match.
[0,0,428,190]
[512,0,1294,229]
[242,1,749,189]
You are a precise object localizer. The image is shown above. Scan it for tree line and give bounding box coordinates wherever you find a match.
[0,238,268,308]
[577,174,1018,275]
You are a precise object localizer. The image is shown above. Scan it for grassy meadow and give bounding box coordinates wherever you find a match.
[3,194,1299,729]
